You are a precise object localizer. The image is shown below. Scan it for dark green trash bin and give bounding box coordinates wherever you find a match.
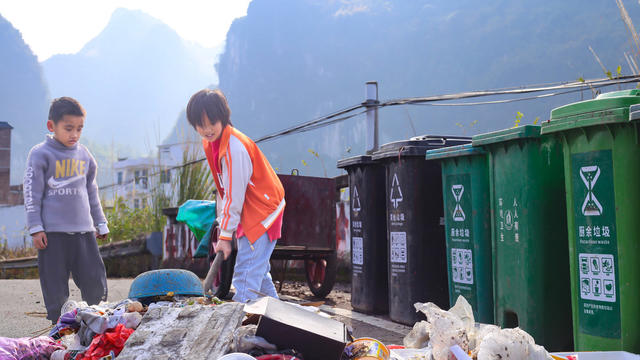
[372,135,469,325]
[473,125,573,351]
[541,89,640,352]
[426,143,493,324]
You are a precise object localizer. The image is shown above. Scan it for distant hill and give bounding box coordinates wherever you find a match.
[216,0,640,177]
[42,8,219,157]
[0,14,50,184]
[161,109,200,146]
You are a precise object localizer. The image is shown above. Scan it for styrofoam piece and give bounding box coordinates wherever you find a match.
[551,351,640,360]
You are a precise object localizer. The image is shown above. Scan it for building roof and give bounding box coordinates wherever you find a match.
[113,157,156,170]
[0,122,13,130]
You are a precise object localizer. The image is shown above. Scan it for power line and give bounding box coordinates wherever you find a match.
[99,75,640,191]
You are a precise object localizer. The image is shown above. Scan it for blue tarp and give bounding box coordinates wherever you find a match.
[176,200,216,258]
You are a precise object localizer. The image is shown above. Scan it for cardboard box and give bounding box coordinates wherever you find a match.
[244,297,349,360]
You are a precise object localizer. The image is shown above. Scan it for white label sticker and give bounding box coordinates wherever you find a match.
[390,173,403,209]
[451,248,473,284]
[352,186,361,212]
[579,253,616,302]
[452,184,466,222]
[352,237,363,265]
[390,232,407,263]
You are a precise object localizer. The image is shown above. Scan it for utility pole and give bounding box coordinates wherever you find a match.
[364,81,379,155]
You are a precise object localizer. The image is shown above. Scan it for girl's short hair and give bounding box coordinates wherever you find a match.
[186,89,232,128]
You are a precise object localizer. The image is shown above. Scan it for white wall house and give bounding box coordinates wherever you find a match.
[111,157,158,209]
[102,119,203,210]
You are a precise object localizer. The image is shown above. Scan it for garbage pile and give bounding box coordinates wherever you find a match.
[0,291,560,360]
[0,299,144,360]
[398,296,552,360]
[0,268,616,360]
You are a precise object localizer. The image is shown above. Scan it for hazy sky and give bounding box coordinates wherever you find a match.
[0,0,252,61]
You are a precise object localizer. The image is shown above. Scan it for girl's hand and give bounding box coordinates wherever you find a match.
[96,232,108,240]
[32,232,47,249]
[214,238,232,260]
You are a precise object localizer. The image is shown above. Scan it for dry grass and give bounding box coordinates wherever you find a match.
[616,0,640,75]
[0,239,37,260]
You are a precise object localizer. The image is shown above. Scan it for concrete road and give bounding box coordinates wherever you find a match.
[0,279,410,345]
[0,278,132,338]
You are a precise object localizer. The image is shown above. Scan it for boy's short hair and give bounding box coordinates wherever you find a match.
[49,97,86,124]
[186,89,232,128]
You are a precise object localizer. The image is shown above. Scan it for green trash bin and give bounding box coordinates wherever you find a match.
[426,144,494,324]
[472,125,573,351]
[541,89,640,352]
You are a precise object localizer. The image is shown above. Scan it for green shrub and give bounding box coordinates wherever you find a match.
[103,197,155,244]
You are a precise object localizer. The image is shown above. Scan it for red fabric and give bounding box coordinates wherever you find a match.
[78,324,134,360]
[209,140,284,242]
[209,137,223,180]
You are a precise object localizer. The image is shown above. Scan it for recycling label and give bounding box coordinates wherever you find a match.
[352,237,364,267]
[352,186,361,212]
[451,248,473,284]
[390,232,407,263]
[572,150,621,339]
[351,185,364,275]
[445,174,477,311]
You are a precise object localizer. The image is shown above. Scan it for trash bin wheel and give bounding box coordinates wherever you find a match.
[208,228,236,299]
[304,252,337,298]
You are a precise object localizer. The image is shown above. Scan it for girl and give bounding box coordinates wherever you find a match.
[186,89,285,302]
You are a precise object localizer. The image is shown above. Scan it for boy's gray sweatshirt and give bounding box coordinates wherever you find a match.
[24,135,108,235]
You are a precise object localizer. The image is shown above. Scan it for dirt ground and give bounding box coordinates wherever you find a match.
[277,280,352,308]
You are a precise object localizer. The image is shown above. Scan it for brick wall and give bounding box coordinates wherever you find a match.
[0,170,8,204]
[0,126,11,205]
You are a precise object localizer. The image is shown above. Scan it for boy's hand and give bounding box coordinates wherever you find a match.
[96,232,108,240]
[32,232,47,249]
[214,238,232,260]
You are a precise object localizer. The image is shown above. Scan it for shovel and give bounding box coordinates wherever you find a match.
[203,250,225,295]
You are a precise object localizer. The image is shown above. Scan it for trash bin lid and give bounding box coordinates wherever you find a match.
[425,143,485,161]
[128,269,204,300]
[472,125,541,147]
[372,135,470,160]
[542,89,640,134]
[337,155,375,169]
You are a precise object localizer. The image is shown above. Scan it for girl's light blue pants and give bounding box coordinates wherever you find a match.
[232,232,279,302]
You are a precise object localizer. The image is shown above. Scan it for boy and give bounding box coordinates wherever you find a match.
[24,97,109,323]
[186,89,285,303]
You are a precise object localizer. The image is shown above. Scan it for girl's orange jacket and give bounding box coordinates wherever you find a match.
[203,125,285,243]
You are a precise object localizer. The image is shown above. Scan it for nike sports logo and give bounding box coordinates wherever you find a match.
[48,175,84,189]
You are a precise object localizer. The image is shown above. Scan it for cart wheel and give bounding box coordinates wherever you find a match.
[304,253,337,298]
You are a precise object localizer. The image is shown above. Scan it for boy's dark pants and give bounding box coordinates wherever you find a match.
[38,232,108,322]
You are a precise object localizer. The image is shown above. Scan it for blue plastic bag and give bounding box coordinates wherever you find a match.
[176,200,216,258]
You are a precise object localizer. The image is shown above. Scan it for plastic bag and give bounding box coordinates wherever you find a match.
[476,328,552,360]
[176,199,216,258]
[403,321,430,349]
[0,336,64,360]
[78,323,134,360]
[232,325,277,353]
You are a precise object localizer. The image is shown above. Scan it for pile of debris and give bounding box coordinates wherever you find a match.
[0,290,564,360]
[0,265,604,360]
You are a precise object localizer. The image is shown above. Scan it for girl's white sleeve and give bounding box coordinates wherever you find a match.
[218,136,253,240]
